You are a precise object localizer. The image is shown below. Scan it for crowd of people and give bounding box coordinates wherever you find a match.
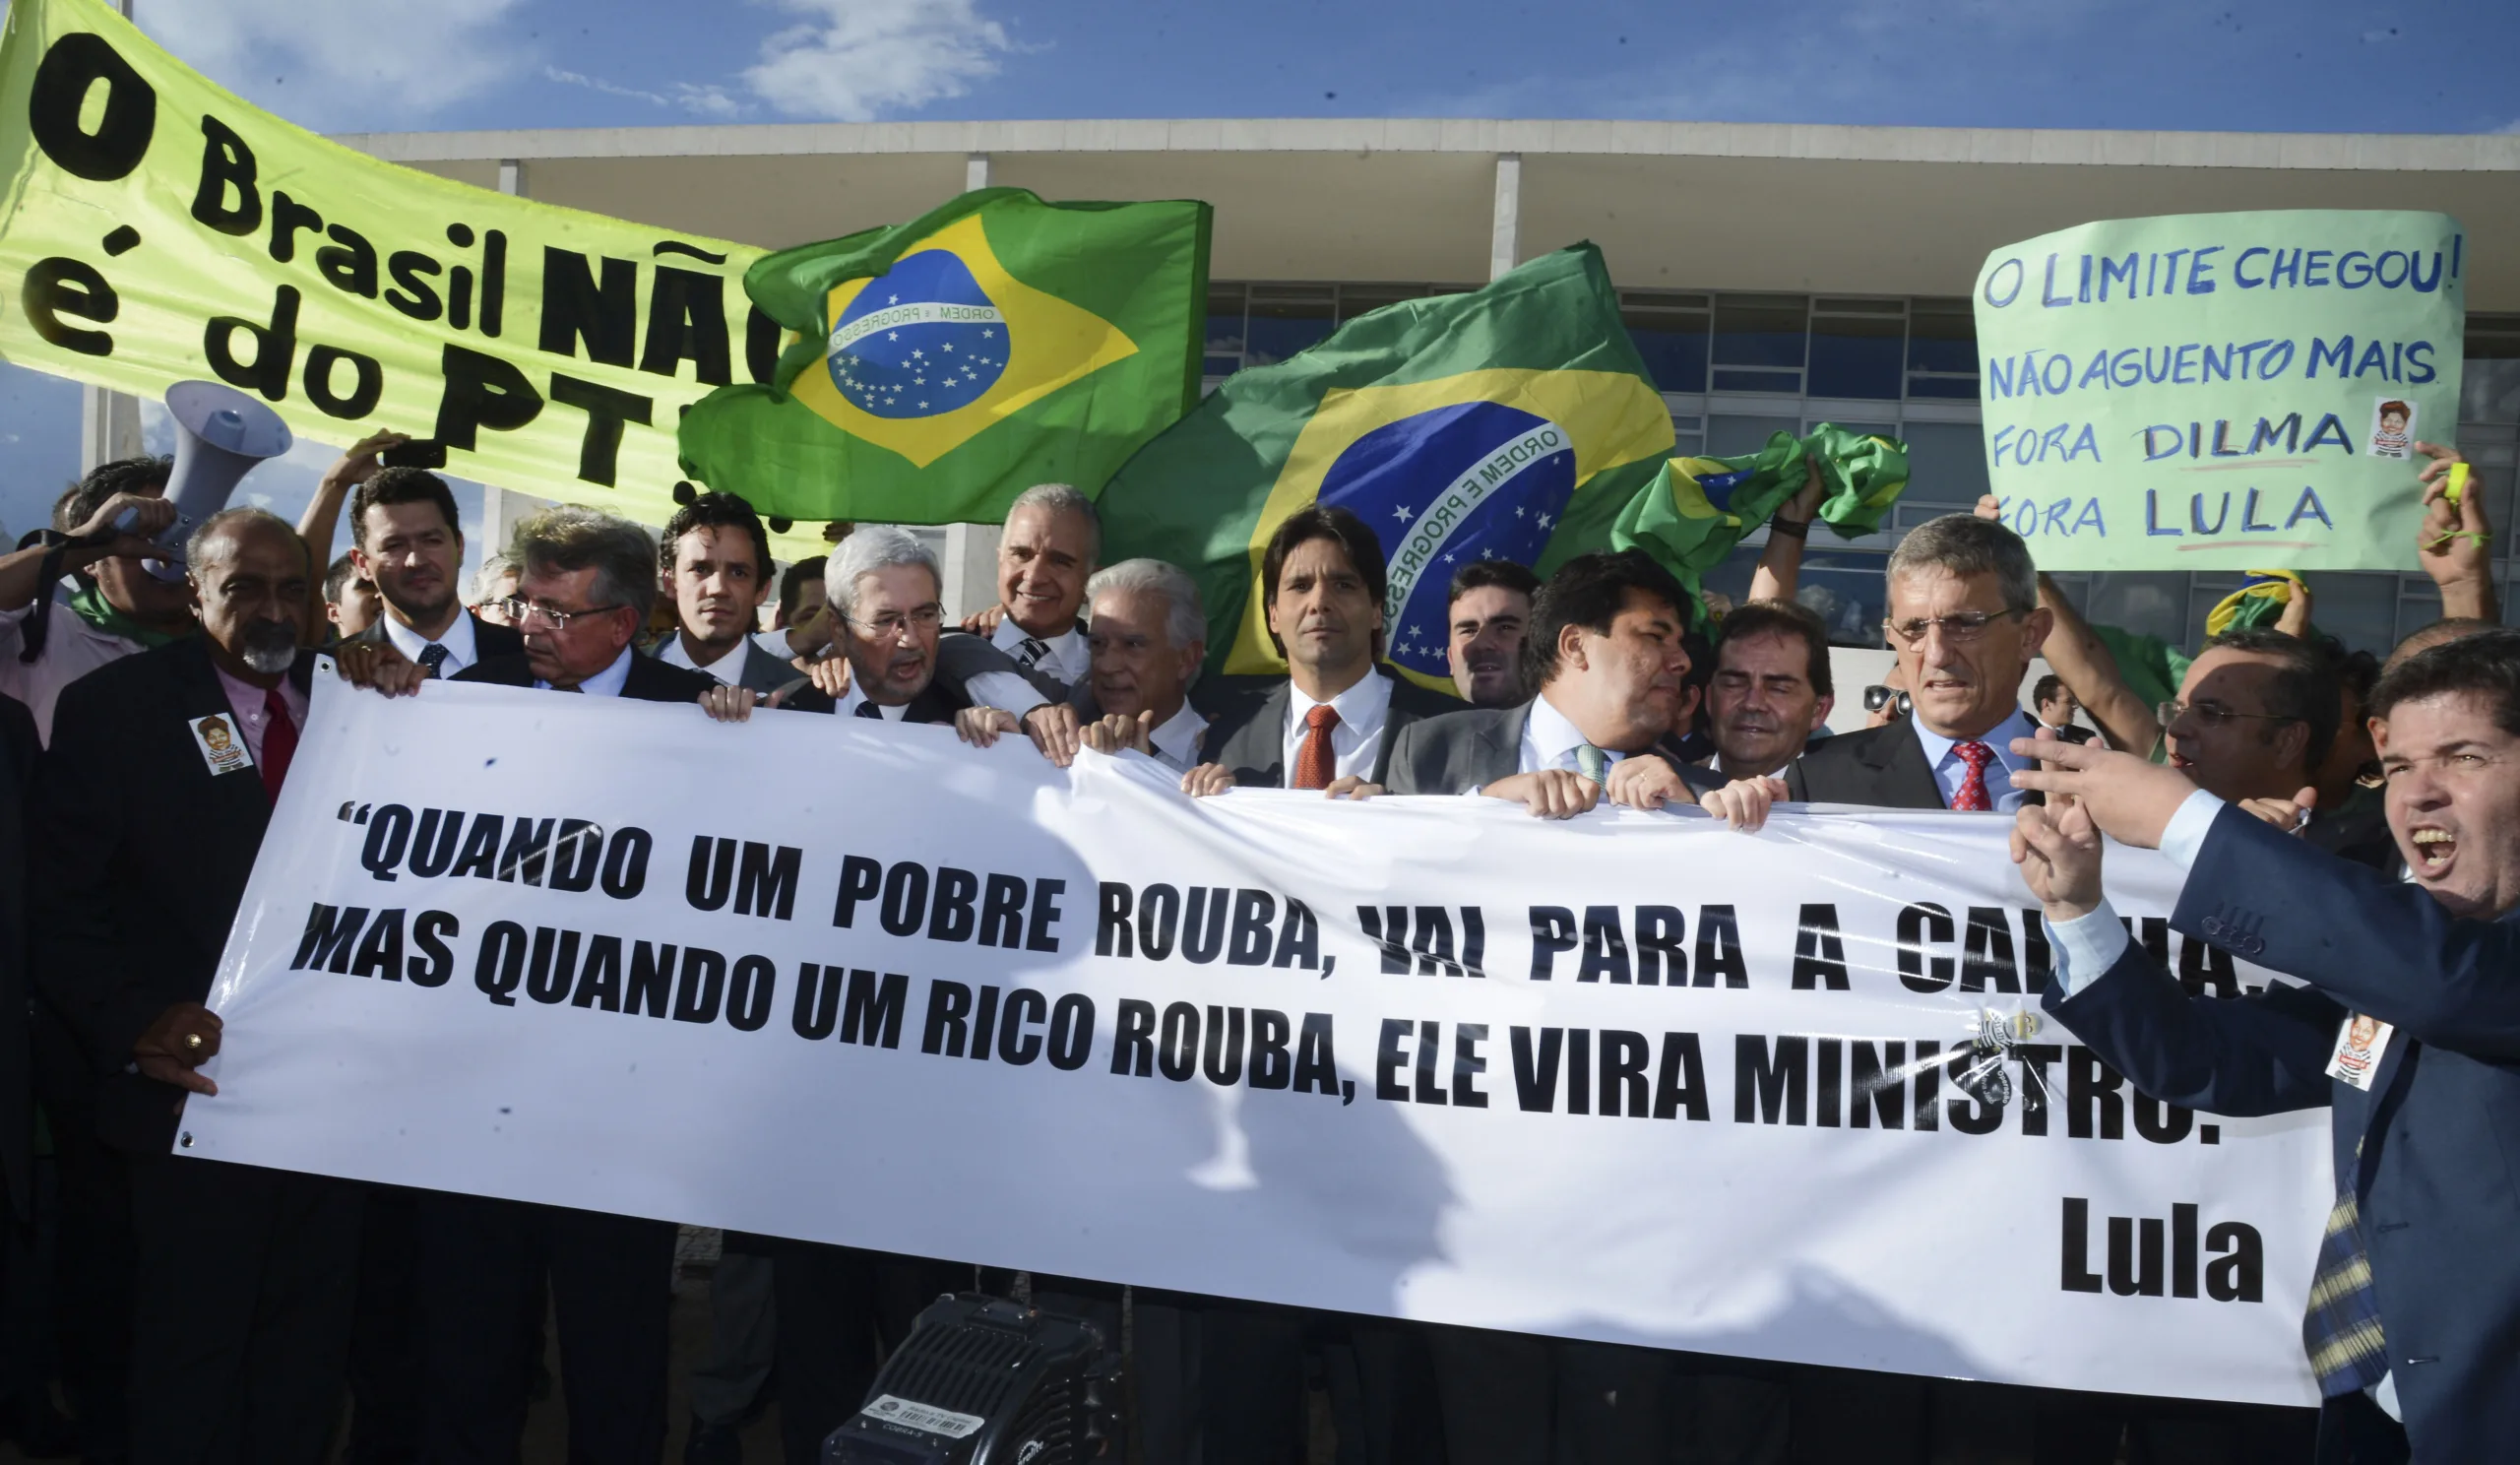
[0,423,2506,1465]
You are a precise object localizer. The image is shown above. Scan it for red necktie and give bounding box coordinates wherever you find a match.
[261,687,298,802]
[1950,739,1993,812]
[1292,704,1340,791]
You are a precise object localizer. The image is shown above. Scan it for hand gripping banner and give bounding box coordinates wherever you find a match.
[187,678,2331,1406]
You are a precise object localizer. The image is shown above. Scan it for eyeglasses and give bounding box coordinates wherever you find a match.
[848,605,945,639]
[2157,699,2300,731]
[1863,685,1913,717]
[498,597,625,631]
[1881,608,2025,646]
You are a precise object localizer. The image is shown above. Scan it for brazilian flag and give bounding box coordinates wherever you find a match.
[678,188,1210,523]
[1099,245,1674,688]
[1610,425,1909,586]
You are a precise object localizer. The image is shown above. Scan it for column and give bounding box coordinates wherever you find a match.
[966,153,990,193]
[1489,154,1522,283]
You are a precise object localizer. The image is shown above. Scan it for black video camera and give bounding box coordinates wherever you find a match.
[823,1293,1118,1465]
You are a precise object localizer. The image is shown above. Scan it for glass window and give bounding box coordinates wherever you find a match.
[0,362,84,543]
[1808,299,1904,401]
[1337,285,1432,323]
[1907,297,1979,400]
[1204,283,1246,377]
[2464,314,2520,426]
[2080,572,2191,649]
[1244,286,1333,368]
[2288,571,2397,657]
[1623,293,1709,395]
[1711,294,1805,393]
[1793,550,1892,645]
[1706,414,1800,458]
[1900,421,1991,508]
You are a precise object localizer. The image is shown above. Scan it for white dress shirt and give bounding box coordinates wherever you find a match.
[2042,787,2404,1425]
[1282,671,1395,782]
[834,682,913,721]
[380,607,482,678]
[1914,708,2038,812]
[1144,701,1209,772]
[537,645,634,696]
[993,617,1088,687]
[1517,692,1628,777]
[658,631,746,686]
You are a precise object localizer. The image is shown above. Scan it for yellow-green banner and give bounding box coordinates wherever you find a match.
[0,0,794,544]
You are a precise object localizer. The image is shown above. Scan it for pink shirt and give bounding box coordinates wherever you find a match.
[213,663,305,766]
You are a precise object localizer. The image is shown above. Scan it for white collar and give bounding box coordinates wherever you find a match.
[1286,668,1393,732]
[381,605,477,669]
[1913,706,2037,773]
[1146,701,1208,766]
[1524,690,1628,770]
[994,616,1084,669]
[539,644,635,697]
[659,631,749,685]
[835,682,912,721]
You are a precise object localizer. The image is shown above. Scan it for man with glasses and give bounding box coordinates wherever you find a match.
[1763,513,2052,813]
[821,526,969,724]
[452,507,718,703]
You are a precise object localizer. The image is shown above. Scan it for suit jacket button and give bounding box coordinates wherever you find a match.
[2239,936,2265,957]
[2202,917,2224,937]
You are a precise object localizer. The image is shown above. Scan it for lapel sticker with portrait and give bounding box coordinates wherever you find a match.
[190,713,256,777]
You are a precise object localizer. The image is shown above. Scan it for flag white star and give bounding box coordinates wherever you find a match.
[911,349,924,359]
[914,377,925,386]
[981,328,995,338]
[1442,552,1456,562]
[918,401,928,409]
[941,343,954,352]
[1393,505,1413,522]
[887,293,899,304]
[1536,512,1554,528]
[887,332,899,341]
[1514,506,1527,518]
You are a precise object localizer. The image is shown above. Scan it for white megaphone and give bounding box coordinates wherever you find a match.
[124,381,294,582]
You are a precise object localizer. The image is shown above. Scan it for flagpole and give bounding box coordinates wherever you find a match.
[80,0,144,473]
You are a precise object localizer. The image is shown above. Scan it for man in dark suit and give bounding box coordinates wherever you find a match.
[1779,513,2052,812]
[1186,504,1459,798]
[1386,549,1725,814]
[391,507,711,1465]
[2012,629,2520,1463]
[648,489,815,701]
[2031,673,2095,746]
[33,508,356,1465]
[335,466,524,680]
[1702,598,1838,782]
[1445,560,1540,708]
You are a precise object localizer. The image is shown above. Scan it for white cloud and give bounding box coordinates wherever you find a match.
[739,0,1012,121]
[543,66,750,119]
[140,0,527,127]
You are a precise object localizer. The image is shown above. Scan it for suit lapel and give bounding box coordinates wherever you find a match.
[1864,723,1949,811]
[166,640,273,841]
[1218,683,1291,786]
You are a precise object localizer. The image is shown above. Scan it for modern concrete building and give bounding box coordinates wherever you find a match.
[86,118,2485,653]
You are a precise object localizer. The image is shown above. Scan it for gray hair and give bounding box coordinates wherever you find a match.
[1007,482,1101,562]
[506,506,659,623]
[470,551,518,605]
[1087,557,1207,681]
[829,525,942,621]
[1885,513,2038,616]
[186,506,306,575]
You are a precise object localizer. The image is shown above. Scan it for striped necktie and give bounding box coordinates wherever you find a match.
[1573,742,1608,787]
[1016,636,1052,670]
[2302,1142,2390,1397]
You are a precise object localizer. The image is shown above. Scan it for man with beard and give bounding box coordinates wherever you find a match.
[1703,599,1835,780]
[33,509,354,1465]
[0,456,191,743]
[336,466,522,680]
[2009,630,2520,1461]
[1445,560,1540,708]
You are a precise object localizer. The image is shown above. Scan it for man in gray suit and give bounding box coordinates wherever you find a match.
[1186,504,1459,797]
[1384,549,1726,815]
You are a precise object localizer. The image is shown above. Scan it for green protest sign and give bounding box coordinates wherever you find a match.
[1973,211,2466,570]
[0,0,847,554]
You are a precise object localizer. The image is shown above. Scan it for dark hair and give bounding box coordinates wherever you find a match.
[660,490,772,583]
[1717,599,1834,700]
[324,552,366,605]
[1523,550,1692,689]
[2378,400,2411,420]
[57,454,172,535]
[2369,629,2520,737]
[779,554,828,621]
[2032,673,2068,708]
[1260,505,1387,653]
[1447,559,1540,608]
[349,467,461,549]
[2204,627,2341,770]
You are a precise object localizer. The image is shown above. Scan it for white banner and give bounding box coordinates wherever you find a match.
[189,676,2329,1406]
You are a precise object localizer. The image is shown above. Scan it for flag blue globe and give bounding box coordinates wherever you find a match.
[825,251,1011,419]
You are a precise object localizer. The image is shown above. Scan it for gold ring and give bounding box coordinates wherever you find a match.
[183,1032,205,1053]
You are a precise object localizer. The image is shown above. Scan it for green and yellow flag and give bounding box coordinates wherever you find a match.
[1097,245,1674,689]
[678,189,1210,524]
[1610,425,1909,583]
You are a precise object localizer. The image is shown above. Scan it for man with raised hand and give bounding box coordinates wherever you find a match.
[1383,549,1722,817]
[1444,559,1540,708]
[34,508,347,1465]
[336,465,523,681]
[2010,630,2520,1462]
[1185,504,1459,798]
[0,456,190,743]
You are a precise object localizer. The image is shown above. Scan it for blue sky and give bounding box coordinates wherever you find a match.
[117,0,2520,138]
